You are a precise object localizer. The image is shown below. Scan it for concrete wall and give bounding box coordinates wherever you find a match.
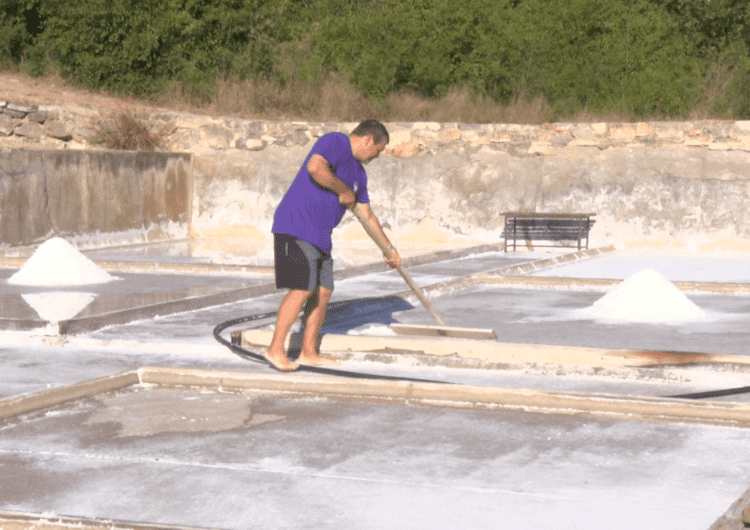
[174,119,750,252]
[0,149,191,246]
[3,99,750,251]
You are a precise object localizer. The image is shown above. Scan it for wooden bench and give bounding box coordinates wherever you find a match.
[502,212,595,252]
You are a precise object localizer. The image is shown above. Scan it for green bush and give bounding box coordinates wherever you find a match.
[0,0,43,70]
[1,0,748,119]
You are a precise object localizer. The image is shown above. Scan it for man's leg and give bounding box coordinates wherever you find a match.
[267,289,312,371]
[297,286,339,366]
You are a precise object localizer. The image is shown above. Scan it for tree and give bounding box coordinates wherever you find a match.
[510,0,702,116]
[0,0,43,70]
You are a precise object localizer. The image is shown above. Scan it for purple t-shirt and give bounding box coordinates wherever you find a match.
[272,132,370,254]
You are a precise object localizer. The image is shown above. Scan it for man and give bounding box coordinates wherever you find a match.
[267,119,400,371]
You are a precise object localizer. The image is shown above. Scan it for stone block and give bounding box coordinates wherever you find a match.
[413,121,440,130]
[201,123,234,149]
[165,128,201,151]
[0,114,13,136]
[175,114,215,129]
[388,129,412,146]
[45,120,73,141]
[2,108,26,119]
[13,122,44,139]
[237,138,267,151]
[439,128,461,141]
[610,126,636,142]
[291,129,312,146]
[6,102,34,113]
[391,138,420,158]
[412,128,440,140]
[685,137,710,147]
[635,122,653,137]
[244,121,265,136]
[528,142,556,155]
[72,126,96,144]
[26,111,47,123]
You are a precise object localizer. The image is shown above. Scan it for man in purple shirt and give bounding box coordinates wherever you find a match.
[268,120,400,371]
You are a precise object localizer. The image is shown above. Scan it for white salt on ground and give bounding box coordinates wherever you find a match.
[8,237,116,286]
[583,269,706,323]
[347,324,398,336]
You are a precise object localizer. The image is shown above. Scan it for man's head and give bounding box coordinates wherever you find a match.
[350,119,389,164]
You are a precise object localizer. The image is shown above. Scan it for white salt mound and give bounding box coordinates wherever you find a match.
[584,269,705,323]
[8,237,115,286]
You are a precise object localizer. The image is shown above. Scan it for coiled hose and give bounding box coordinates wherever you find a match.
[212,303,452,384]
[213,304,748,398]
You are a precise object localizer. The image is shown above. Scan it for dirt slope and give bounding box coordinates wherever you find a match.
[0,70,164,114]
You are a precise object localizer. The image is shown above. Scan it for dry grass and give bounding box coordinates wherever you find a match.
[0,68,688,124]
[0,69,166,114]
[154,76,605,124]
[166,75,381,122]
[93,111,171,151]
[380,88,558,124]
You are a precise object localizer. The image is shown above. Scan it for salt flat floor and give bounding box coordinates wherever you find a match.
[1,243,749,530]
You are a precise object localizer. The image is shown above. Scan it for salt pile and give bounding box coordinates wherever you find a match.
[583,269,706,323]
[8,237,116,286]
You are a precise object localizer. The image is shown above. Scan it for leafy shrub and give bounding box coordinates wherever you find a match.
[2,0,750,120]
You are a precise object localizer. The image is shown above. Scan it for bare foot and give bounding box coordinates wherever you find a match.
[296,352,340,367]
[263,350,299,372]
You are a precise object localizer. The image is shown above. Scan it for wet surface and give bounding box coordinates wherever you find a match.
[2,386,750,530]
[2,245,750,529]
[533,251,750,283]
[391,286,750,357]
[0,269,271,325]
[0,248,528,330]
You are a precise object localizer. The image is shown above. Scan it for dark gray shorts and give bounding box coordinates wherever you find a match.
[274,233,334,291]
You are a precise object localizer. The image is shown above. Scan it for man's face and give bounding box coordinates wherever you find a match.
[355,136,387,164]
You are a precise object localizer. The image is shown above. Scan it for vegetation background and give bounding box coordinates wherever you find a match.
[2,0,749,124]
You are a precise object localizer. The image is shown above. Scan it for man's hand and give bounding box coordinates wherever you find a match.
[338,190,356,209]
[384,247,401,268]
[308,154,356,208]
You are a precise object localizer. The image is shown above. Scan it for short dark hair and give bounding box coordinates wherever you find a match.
[351,119,389,145]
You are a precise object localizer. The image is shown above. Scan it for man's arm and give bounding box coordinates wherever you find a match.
[355,203,401,267]
[307,154,355,208]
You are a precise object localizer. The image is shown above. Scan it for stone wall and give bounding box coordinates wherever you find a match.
[3,99,750,251]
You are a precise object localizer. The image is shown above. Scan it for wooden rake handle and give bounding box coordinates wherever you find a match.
[351,204,447,326]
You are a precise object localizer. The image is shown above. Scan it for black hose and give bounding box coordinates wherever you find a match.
[215,316,750,397]
[212,310,279,366]
[664,386,750,400]
[212,304,454,385]
[215,299,750,399]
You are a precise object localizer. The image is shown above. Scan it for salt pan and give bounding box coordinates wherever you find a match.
[583,269,705,323]
[8,237,116,286]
